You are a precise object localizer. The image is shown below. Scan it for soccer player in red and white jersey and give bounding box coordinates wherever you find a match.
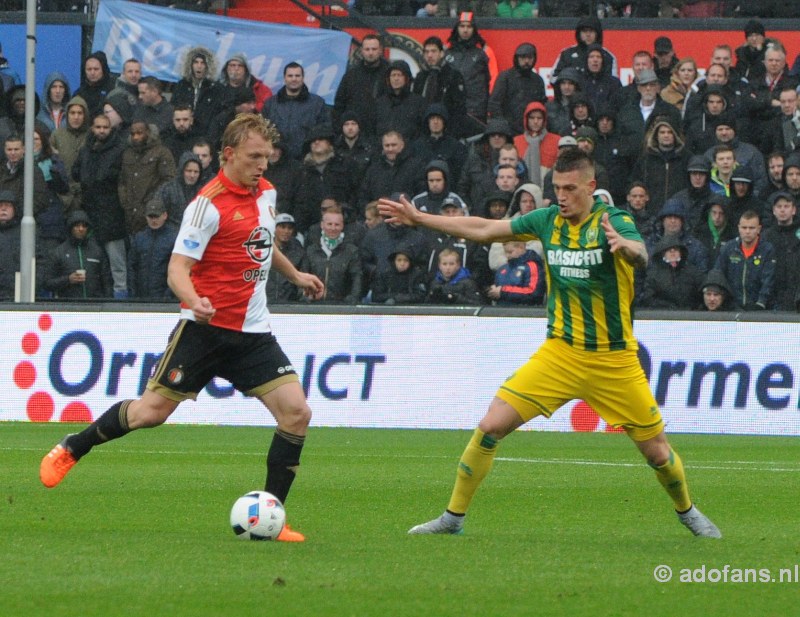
[40,114,324,542]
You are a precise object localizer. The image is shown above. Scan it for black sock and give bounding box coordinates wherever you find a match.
[66,400,133,459]
[265,429,305,505]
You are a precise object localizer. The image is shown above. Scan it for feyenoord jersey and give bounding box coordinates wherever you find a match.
[173,172,277,333]
[510,200,641,352]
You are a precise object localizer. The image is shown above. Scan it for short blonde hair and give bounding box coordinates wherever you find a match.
[219,113,280,165]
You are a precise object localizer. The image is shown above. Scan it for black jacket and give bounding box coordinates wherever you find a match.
[333,58,390,139]
[304,240,363,304]
[43,233,112,299]
[72,130,127,243]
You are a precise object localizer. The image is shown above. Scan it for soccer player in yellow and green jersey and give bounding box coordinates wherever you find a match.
[378,148,721,539]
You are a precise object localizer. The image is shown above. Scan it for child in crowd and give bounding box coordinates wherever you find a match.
[486,240,545,306]
[370,246,427,304]
[427,247,483,305]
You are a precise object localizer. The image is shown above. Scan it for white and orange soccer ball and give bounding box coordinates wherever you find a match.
[230,491,286,540]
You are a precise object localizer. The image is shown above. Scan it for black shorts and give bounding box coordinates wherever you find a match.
[147,320,299,402]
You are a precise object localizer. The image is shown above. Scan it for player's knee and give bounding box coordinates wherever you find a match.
[280,402,312,434]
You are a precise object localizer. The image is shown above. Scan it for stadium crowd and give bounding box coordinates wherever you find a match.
[1,13,799,311]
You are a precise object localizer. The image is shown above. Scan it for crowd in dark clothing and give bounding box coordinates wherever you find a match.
[2,15,800,313]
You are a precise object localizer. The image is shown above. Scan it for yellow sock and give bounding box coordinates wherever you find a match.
[447,428,499,515]
[651,449,692,512]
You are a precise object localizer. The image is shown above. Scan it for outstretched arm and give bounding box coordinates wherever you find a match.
[378,195,515,244]
[601,213,648,269]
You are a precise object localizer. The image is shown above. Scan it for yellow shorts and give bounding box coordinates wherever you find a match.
[496,337,664,441]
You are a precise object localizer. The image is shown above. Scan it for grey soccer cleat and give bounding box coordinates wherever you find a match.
[677,505,722,538]
[408,514,464,535]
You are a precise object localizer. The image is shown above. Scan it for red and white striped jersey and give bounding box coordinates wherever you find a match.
[173,171,277,333]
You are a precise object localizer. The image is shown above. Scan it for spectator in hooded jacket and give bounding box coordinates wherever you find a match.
[640,234,704,309]
[702,112,767,197]
[103,94,134,142]
[126,196,178,301]
[42,209,112,300]
[37,72,71,131]
[370,245,427,305]
[333,33,389,140]
[551,16,618,82]
[0,84,51,147]
[698,269,735,311]
[513,101,559,188]
[582,44,622,115]
[410,104,467,186]
[593,104,636,205]
[488,42,546,137]
[411,160,467,216]
[647,197,710,272]
[157,151,203,227]
[458,118,513,214]
[218,52,272,113]
[335,111,376,180]
[728,165,767,225]
[445,12,493,124]
[545,68,584,137]
[630,116,690,214]
[170,46,222,136]
[262,62,330,161]
[74,52,115,118]
[670,155,713,232]
[297,124,357,234]
[695,194,736,272]
[375,60,426,144]
[683,84,731,156]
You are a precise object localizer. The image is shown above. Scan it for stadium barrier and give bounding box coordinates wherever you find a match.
[3,303,799,436]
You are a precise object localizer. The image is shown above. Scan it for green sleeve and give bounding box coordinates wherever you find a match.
[606,207,643,242]
[510,208,548,240]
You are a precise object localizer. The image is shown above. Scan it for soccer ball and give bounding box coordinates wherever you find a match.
[230,491,286,540]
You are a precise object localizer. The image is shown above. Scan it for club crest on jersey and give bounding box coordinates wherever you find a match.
[586,226,598,243]
[242,226,273,263]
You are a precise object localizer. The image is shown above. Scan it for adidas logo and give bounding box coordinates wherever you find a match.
[233,211,244,221]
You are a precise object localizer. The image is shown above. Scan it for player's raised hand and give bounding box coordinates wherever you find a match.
[378,194,420,227]
[601,212,622,253]
[296,272,325,301]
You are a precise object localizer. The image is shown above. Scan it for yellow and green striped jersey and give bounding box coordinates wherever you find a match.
[510,200,641,351]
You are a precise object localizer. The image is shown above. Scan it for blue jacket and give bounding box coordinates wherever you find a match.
[127,223,179,300]
[262,84,330,160]
[493,249,546,306]
[715,236,777,308]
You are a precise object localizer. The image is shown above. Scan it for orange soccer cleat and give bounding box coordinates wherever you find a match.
[276,524,305,542]
[40,440,78,488]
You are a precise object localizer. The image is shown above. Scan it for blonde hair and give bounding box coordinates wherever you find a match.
[219,113,281,165]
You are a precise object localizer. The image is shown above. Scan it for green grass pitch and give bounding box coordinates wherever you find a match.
[2,423,798,617]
